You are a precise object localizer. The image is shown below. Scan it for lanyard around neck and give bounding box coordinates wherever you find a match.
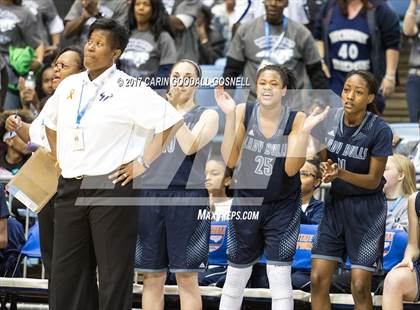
[264,16,288,60]
[76,67,116,126]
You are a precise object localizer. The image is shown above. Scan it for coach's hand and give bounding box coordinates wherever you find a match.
[109,160,145,186]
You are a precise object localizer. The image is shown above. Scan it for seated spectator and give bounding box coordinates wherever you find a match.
[0,184,25,278]
[0,0,45,110]
[119,0,177,79]
[211,0,236,54]
[395,111,420,182]
[164,0,201,62]
[290,159,325,292]
[63,0,129,47]
[299,159,324,225]
[223,0,328,101]
[22,0,65,55]
[197,156,233,287]
[382,191,420,309]
[197,5,225,64]
[403,0,420,123]
[330,154,417,294]
[0,111,33,175]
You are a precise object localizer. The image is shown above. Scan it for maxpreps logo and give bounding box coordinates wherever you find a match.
[209,225,227,252]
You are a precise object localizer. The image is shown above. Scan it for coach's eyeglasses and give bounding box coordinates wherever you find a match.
[54,62,76,70]
[300,171,317,178]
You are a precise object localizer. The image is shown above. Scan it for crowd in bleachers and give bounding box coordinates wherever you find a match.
[0,0,419,309]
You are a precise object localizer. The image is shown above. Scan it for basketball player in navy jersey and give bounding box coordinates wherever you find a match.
[310,70,393,310]
[383,191,420,310]
[215,65,329,310]
[136,59,219,310]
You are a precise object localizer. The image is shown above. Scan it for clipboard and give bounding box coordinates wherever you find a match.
[6,148,59,213]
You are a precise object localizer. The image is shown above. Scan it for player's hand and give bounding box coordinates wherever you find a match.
[320,159,338,183]
[108,160,145,186]
[302,106,329,133]
[214,85,236,115]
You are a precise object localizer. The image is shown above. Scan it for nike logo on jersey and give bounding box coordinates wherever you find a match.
[328,130,335,136]
[248,129,254,136]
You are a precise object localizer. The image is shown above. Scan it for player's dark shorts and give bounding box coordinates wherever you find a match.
[413,261,420,302]
[228,190,301,267]
[135,189,210,273]
[312,191,387,272]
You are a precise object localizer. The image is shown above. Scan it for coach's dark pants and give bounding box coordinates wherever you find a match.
[50,176,139,310]
[38,199,55,279]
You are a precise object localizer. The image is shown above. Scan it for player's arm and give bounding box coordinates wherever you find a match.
[174,109,219,155]
[334,156,387,190]
[286,107,330,176]
[286,112,308,176]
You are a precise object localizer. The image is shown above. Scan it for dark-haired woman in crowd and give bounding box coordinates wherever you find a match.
[5,46,84,283]
[119,0,177,79]
[215,65,328,309]
[18,65,54,116]
[310,70,393,309]
[314,0,400,113]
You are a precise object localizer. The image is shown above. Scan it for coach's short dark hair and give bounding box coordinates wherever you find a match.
[88,18,129,53]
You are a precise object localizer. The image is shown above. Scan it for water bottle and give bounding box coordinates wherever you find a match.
[25,71,36,90]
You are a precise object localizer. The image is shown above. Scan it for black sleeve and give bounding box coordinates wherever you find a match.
[199,31,225,65]
[306,61,329,89]
[375,3,401,50]
[312,1,329,40]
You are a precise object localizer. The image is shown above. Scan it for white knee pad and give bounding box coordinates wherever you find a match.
[222,265,253,297]
[219,265,252,310]
[267,264,293,309]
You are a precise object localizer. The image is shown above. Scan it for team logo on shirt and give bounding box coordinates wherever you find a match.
[0,10,20,32]
[67,89,75,100]
[22,0,39,17]
[209,225,227,252]
[99,92,113,102]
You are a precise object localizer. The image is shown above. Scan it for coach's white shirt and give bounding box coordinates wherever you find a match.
[43,64,182,178]
[29,108,51,152]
